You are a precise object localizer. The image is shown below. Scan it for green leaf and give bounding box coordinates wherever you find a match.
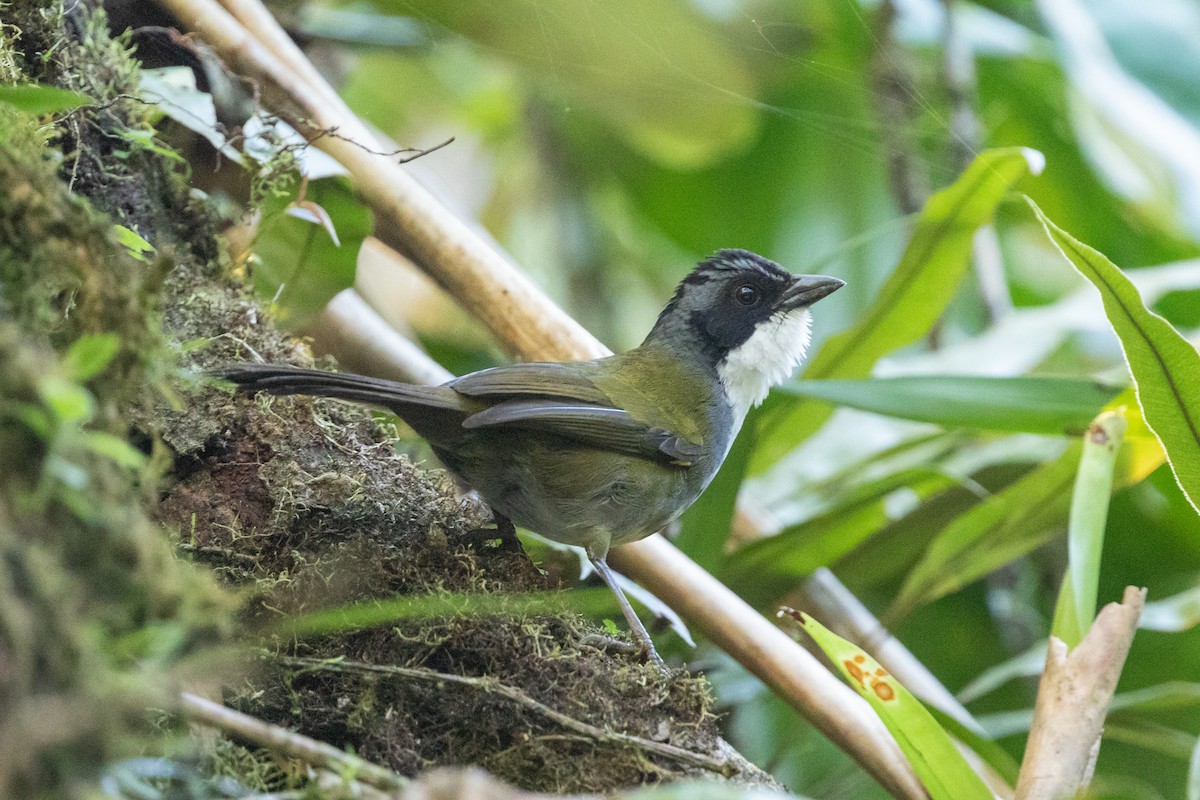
[1189,737,1200,800]
[788,611,994,800]
[62,333,121,381]
[81,431,147,470]
[0,84,89,114]
[889,389,1162,620]
[925,706,1021,786]
[1051,411,1126,648]
[957,643,1048,704]
[752,147,1044,472]
[889,443,1080,621]
[253,174,372,326]
[37,375,95,424]
[1030,198,1200,512]
[979,682,1200,739]
[780,376,1120,435]
[1141,585,1200,633]
[277,588,614,638]
[113,224,156,263]
[723,467,958,608]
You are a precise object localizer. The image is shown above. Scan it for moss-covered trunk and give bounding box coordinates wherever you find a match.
[0,2,774,796]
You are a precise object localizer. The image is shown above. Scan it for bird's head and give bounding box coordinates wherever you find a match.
[645,249,844,419]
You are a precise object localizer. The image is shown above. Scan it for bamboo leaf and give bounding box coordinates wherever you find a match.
[785,611,994,800]
[1051,411,1127,648]
[779,376,1119,435]
[889,442,1080,621]
[752,147,1043,472]
[1030,198,1200,512]
[890,391,1162,620]
[723,467,958,607]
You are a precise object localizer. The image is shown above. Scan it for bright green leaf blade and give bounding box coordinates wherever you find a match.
[1030,198,1200,512]
[62,333,121,381]
[253,174,372,326]
[889,443,1080,621]
[277,588,615,638]
[723,467,958,607]
[790,612,994,800]
[890,389,1162,620]
[925,706,1021,786]
[0,84,89,114]
[113,224,156,263]
[1189,737,1200,800]
[1051,411,1126,648]
[37,375,95,424]
[752,147,1043,472]
[1141,585,1200,632]
[81,431,147,470]
[779,376,1119,434]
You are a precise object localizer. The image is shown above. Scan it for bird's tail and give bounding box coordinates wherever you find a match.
[211,363,470,440]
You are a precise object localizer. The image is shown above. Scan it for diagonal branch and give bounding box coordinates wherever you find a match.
[180,691,408,794]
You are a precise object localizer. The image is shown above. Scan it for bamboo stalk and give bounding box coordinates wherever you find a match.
[180,692,408,793]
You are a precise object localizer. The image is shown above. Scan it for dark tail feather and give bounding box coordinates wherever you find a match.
[211,364,469,438]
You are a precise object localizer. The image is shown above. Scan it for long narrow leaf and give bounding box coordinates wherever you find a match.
[1051,411,1126,648]
[723,468,958,607]
[1030,199,1200,512]
[889,443,1080,621]
[787,611,994,800]
[890,391,1162,619]
[752,148,1043,472]
[780,376,1119,435]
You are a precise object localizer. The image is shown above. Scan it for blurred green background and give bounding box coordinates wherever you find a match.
[272,0,1200,796]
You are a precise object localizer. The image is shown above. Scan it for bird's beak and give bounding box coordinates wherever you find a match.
[781,275,845,310]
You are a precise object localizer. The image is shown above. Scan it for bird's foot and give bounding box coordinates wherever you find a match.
[462,509,523,553]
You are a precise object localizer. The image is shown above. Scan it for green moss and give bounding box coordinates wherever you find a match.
[0,5,232,797]
[0,3,768,797]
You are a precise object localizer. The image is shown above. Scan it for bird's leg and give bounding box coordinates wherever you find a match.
[589,555,666,670]
[490,511,523,553]
[459,492,523,553]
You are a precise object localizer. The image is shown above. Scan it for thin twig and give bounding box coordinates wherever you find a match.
[278,655,734,776]
[179,691,408,794]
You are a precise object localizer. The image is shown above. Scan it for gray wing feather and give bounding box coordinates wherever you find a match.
[449,363,612,406]
[463,400,698,466]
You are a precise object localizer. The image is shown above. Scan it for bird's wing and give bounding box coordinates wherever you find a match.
[462,400,702,466]
[448,362,614,406]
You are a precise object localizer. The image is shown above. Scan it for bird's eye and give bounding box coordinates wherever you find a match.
[734,284,759,306]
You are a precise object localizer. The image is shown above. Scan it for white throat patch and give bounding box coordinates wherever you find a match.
[717,308,813,425]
